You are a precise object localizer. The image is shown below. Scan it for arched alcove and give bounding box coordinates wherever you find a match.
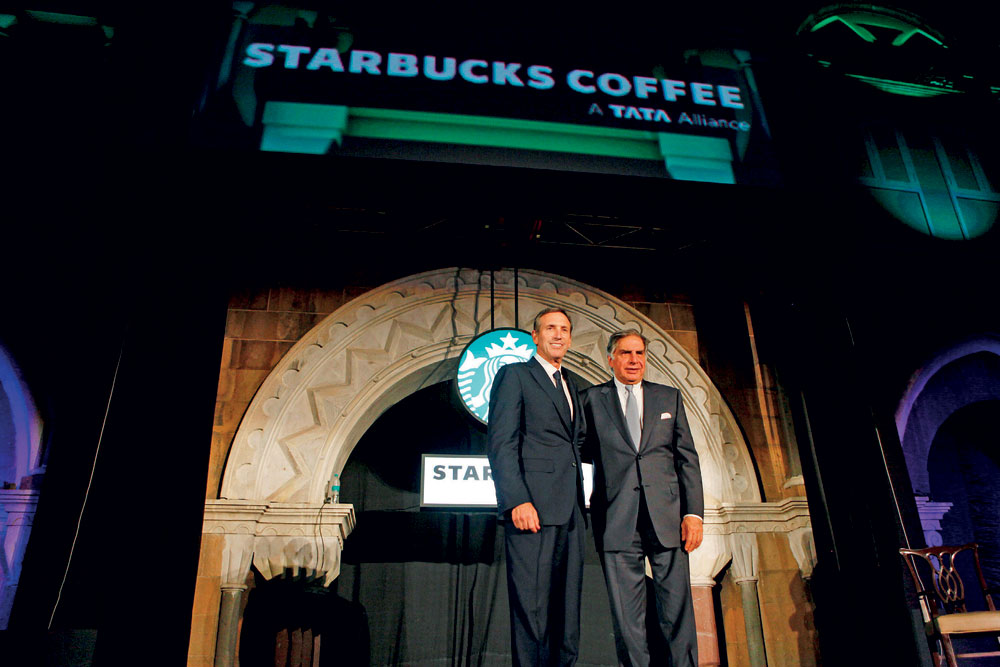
[0,347,42,489]
[897,343,1000,497]
[896,337,1000,551]
[0,345,44,629]
[928,401,1000,583]
[220,268,760,509]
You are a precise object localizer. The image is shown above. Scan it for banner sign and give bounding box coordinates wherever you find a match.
[212,15,780,184]
[242,36,753,135]
[420,454,594,508]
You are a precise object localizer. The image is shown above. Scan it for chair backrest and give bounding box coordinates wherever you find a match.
[900,543,995,618]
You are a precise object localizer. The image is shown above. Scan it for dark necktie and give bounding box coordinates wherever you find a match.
[625,384,640,449]
[553,370,571,415]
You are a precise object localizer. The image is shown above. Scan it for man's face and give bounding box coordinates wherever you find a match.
[532,312,572,366]
[608,335,646,385]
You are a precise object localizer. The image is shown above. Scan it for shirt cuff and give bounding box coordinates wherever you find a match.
[683,514,703,521]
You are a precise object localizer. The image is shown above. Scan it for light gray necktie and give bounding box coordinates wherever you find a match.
[625,385,640,449]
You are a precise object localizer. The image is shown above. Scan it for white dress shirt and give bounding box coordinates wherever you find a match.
[534,354,573,419]
[613,376,643,433]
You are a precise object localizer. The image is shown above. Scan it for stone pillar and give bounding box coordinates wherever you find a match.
[202,499,356,667]
[0,489,39,630]
[214,534,254,667]
[730,533,766,667]
[914,496,953,547]
[689,533,731,666]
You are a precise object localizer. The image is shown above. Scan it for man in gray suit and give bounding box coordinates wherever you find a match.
[488,307,588,666]
[582,329,704,667]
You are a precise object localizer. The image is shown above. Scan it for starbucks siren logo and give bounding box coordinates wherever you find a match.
[456,328,536,424]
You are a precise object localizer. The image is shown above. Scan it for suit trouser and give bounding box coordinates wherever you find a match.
[600,497,697,667]
[504,504,585,667]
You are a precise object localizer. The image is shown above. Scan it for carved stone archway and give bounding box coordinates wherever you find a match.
[204,268,813,666]
[220,268,759,507]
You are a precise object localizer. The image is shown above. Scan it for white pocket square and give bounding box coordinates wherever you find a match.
[660,412,672,420]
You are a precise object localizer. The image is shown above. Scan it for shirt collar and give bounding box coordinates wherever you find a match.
[613,376,642,395]
[534,354,561,378]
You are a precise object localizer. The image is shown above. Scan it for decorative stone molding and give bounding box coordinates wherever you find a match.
[787,526,817,579]
[782,474,805,489]
[914,496,953,548]
[705,498,811,534]
[690,533,732,587]
[689,498,812,585]
[729,533,760,584]
[220,268,760,511]
[220,534,254,590]
[203,499,355,587]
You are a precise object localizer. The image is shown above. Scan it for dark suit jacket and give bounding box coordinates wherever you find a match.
[583,380,703,550]
[487,357,587,526]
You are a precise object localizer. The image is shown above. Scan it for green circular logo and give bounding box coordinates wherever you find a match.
[456,328,536,424]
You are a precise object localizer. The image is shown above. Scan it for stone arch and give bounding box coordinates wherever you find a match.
[896,334,1000,444]
[0,344,44,630]
[896,336,1000,496]
[220,268,760,508]
[0,345,43,487]
[896,336,1000,547]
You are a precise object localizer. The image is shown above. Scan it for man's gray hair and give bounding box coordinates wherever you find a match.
[532,307,573,333]
[606,329,648,356]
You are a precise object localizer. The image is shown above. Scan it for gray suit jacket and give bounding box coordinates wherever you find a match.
[582,380,703,550]
[487,358,587,526]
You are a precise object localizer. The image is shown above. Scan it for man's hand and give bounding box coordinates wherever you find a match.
[511,502,541,533]
[681,515,703,552]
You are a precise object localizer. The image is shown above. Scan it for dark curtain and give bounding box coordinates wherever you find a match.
[336,511,618,667]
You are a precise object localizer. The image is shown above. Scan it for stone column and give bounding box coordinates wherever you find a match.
[202,499,356,666]
[0,489,39,630]
[730,533,767,667]
[215,534,254,667]
[688,532,731,666]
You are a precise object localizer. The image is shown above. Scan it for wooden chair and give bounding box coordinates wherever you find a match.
[900,543,1000,666]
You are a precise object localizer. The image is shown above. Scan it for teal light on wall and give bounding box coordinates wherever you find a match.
[858,127,999,240]
[260,101,737,184]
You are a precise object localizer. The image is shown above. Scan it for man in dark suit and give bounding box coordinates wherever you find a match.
[487,307,588,666]
[582,329,704,667]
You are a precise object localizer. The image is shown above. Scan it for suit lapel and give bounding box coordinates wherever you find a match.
[639,381,657,451]
[528,358,572,433]
[600,382,636,449]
